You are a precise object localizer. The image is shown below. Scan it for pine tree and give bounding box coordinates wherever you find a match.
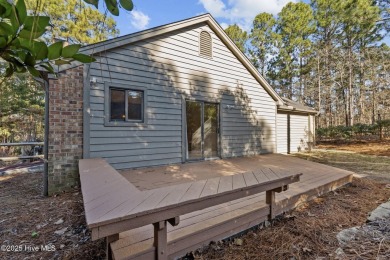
[26,0,119,44]
[249,13,277,77]
[224,24,248,53]
[272,2,315,100]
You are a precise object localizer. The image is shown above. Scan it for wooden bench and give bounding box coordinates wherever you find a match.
[79,159,301,260]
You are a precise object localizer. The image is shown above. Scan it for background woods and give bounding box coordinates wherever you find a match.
[1,0,389,146]
[225,0,390,128]
[0,70,44,143]
[0,0,123,145]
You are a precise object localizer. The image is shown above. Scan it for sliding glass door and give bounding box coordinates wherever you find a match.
[186,101,219,160]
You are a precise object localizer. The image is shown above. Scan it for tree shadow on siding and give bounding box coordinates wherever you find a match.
[186,72,274,158]
[92,44,275,169]
[91,47,187,169]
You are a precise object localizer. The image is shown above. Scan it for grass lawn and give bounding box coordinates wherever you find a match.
[293,144,390,183]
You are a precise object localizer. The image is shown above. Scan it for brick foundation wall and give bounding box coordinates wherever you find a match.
[48,66,83,194]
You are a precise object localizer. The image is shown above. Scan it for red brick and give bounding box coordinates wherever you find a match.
[48,66,83,195]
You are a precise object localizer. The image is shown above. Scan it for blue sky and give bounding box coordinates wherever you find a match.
[98,0,389,44]
[106,0,296,34]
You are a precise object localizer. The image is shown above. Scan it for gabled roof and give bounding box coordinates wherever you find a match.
[278,97,318,115]
[73,13,284,104]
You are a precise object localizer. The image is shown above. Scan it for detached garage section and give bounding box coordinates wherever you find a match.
[277,98,317,154]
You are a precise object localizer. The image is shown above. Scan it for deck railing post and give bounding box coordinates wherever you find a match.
[152,217,180,260]
[266,190,276,220]
[153,220,168,260]
[106,234,119,260]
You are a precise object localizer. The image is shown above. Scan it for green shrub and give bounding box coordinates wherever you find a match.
[316,121,390,141]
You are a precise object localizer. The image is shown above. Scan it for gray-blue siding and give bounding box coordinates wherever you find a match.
[86,23,277,169]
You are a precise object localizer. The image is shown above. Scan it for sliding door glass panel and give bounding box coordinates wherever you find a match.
[204,103,219,158]
[186,101,202,160]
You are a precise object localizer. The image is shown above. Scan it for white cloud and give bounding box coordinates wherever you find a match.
[199,0,227,17]
[199,0,295,30]
[130,10,150,30]
[220,22,229,29]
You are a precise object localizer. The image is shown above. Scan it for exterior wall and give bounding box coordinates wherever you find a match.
[277,112,316,154]
[290,114,310,153]
[308,115,316,143]
[86,23,277,169]
[276,113,288,154]
[48,66,83,194]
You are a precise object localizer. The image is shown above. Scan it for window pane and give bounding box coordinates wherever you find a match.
[110,89,125,121]
[186,101,202,160]
[204,103,219,158]
[128,90,143,121]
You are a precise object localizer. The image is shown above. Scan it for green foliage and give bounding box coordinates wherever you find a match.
[270,2,315,98]
[224,24,248,53]
[84,0,134,15]
[119,0,133,11]
[26,0,120,45]
[378,119,390,128]
[231,0,389,127]
[0,0,134,77]
[0,0,97,78]
[0,64,44,143]
[316,120,390,140]
[0,0,134,151]
[249,13,276,76]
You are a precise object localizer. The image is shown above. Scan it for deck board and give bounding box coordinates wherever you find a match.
[157,182,192,208]
[200,177,220,197]
[112,154,354,259]
[98,190,156,222]
[217,175,233,193]
[180,180,207,202]
[253,170,269,183]
[242,171,258,186]
[261,168,279,181]
[232,173,246,189]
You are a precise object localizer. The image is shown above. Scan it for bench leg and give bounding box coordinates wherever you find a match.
[266,190,276,220]
[153,221,168,260]
[106,234,119,260]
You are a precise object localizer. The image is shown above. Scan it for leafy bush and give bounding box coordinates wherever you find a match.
[316,121,390,141]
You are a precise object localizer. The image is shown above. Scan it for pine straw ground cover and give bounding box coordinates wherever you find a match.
[293,149,390,183]
[317,140,390,157]
[1,148,389,259]
[192,178,390,260]
[0,173,105,260]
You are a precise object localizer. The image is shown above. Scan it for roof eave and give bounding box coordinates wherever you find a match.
[277,106,319,115]
[54,14,284,104]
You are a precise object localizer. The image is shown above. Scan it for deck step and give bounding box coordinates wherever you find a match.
[111,194,269,260]
[111,173,353,260]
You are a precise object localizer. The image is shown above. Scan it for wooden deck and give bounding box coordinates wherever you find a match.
[112,154,354,259]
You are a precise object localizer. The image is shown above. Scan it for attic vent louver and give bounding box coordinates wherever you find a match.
[199,31,212,58]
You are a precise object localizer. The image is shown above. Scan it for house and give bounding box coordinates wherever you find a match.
[47,14,317,194]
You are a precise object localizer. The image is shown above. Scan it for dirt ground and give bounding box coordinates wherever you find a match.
[0,173,105,260]
[1,140,389,259]
[193,178,390,260]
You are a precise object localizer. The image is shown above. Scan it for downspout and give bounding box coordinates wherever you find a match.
[34,76,49,196]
